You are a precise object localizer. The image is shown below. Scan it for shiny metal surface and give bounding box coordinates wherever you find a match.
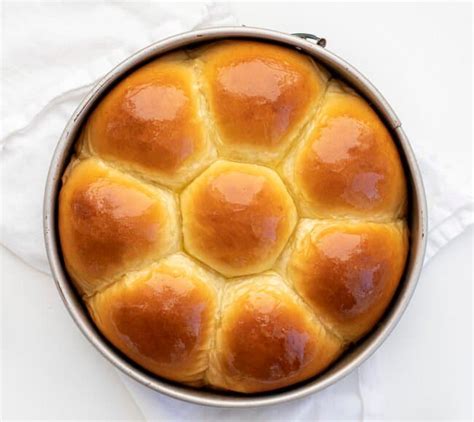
[43,26,427,408]
[292,32,327,47]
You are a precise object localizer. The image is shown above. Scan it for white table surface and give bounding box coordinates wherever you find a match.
[2,2,472,420]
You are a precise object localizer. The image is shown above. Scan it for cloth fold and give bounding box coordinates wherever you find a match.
[1,2,472,421]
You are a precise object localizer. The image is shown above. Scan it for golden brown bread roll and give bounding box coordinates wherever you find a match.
[207,273,343,393]
[87,254,220,384]
[282,220,409,342]
[181,160,297,277]
[58,158,179,296]
[58,40,409,393]
[82,53,216,189]
[198,40,328,165]
[282,81,407,220]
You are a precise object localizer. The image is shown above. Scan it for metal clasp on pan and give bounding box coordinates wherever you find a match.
[292,33,327,48]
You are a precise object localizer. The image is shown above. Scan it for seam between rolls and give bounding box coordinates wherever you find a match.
[277,73,332,168]
[175,194,185,252]
[190,55,221,172]
[202,274,226,386]
[191,57,215,146]
[272,61,332,167]
[79,117,170,190]
[82,151,183,195]
[274,76,332,216]
[85,140,221,197]
[281,256,347,345]
[271,214,346,342]
[269,218,300,282]
[82,258,161,300]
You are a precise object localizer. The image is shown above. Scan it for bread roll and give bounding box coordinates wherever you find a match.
[284,220,408,342]
[282,81,407,220]
[207,273,343,393]
[59,157,179,296]
[87,254,220,384]
[181,160,297,277]
[83,53,216,189]
[58,40,409,393]
[199,40,328,165]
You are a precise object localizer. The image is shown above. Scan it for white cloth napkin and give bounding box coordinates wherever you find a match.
[1,2,472,421]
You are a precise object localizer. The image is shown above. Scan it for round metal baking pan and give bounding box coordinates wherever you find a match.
[43,26,428,407]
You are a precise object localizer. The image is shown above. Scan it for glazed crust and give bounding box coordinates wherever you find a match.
[58,40,409,394]
[282,81,407,220]
[87,255,219,384]
[286,220,408,342]
[207,274,343,393]
[181,160,297,277]
[84,53,215,188]
[199,40,328,164]
[58,158,179,296]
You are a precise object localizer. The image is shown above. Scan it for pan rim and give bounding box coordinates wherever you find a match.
[43,25,428,408]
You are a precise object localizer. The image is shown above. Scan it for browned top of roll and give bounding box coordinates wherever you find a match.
[87,255,218,384]
[284,82,407,220]
[181,160,297,277]
[59,158,179,296]
[200,40,327,163]
[84,54,214,188]
[207,275,343,393]
[287,221,408,341]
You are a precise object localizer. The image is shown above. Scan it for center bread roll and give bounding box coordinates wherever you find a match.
[181,160,297,277]
[58,40,409,393]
